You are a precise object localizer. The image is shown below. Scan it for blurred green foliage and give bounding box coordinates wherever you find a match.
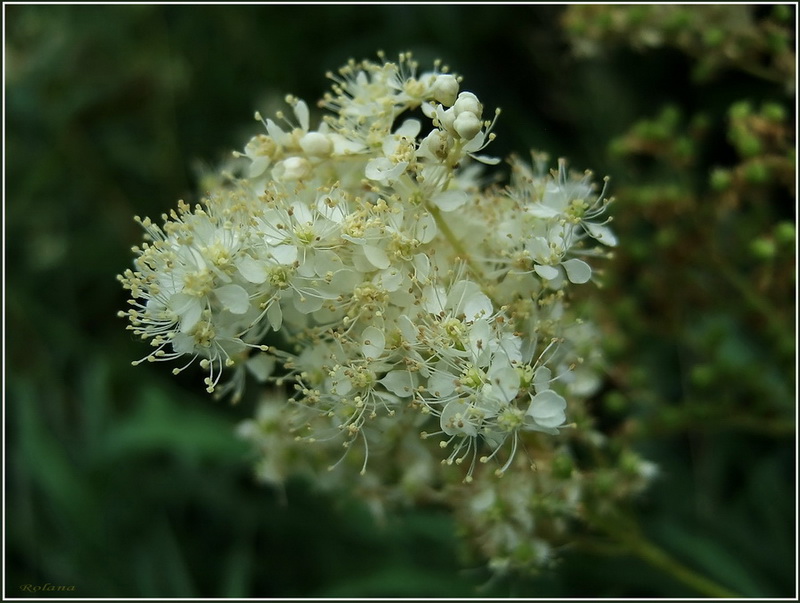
[5,4,795,598]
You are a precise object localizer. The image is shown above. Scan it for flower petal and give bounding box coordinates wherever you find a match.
[583,221,618,247]
[215,284,250,314]
[527,389,567,429]
[563,258,591,284]
[237,255,267,284]
[380,370,416,398]
[272,244,298,265]
[293,99,310,132]
[440,400,478,437]
[534,264,560,281]
[364,244,390,269]
[361,325,386,359]
[431,189,467,212]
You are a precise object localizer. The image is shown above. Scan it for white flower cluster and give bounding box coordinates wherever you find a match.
[119,52,617,483]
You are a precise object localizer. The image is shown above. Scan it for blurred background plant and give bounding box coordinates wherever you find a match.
[5,4,795,598]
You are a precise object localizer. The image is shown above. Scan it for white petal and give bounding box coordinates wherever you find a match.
[497,332,523,364]
[248,157,270,178]
[583,221,618,247]
[174,295,202,333]
[272,244,298,265]
[290,202,313,225]
[171,332,196,355]
[421,102,438,118]
[432,74,459,106]
[266,301,283,331]
[246,354,275,382]
[450,280,492,321]
[330,133,367,155]
[527,236,550,259]
[365,157,407,182]
[327,367,352,396]
[440,400,478,437]
[463,291,492,321]
[364,157,391,180]
[364,244,390,269]
[380,370,416,398]
[454,92,481,116]
[266,119,286,143]
[462,130,485,152]
[396,315,418,345]
[328,268,361,293]
[340,232,366,245]
[488,364,520,403]
[526,202,561,219]
[563,258,592,284]
[377,267,404,292]
[447,280,477,310]
[427,367,457,398]
[237,255,267,284]
[361,326,386,359]
[431,189,467,212]
[534,264,560,281]
[413,253,431,283]
[567,368,601,397]
[414,212,438,243]
[533,366,552,394]
[312,252,342,276]
[468,319,491,361]
[423,285,447,315]
[351,248,375,274]
[292,291,324,314]
[215,284,250,314]
[395,118,421,138]
[470,154,501,165]
[293,99,310,132]
[527,390,567,428]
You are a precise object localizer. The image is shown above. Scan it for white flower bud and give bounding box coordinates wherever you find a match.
[299,132,332,156]
[276,156,311,181]
[432,74,459,106]
[453,91,482,118]
[453,112,482,141]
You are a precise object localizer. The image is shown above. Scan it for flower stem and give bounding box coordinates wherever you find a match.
[427,203,504,309]
[627,533,739,598]
[592,513,741,598]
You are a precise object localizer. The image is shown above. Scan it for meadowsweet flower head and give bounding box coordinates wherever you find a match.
[120,51,650,573]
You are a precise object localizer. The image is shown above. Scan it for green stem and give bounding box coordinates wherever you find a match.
[594,514,741,598]
[427,203,504,309]
[628,533,739,598]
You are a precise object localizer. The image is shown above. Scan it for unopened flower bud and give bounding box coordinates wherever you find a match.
[453,112,482,140]
[454,91,482,118]
[432,74,459,106]
[277,156,311,181]
[299,132,333,156]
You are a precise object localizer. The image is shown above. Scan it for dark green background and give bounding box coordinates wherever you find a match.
[6,4,795,598]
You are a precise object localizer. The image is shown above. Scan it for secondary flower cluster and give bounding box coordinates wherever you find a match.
[120,52,644,571]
